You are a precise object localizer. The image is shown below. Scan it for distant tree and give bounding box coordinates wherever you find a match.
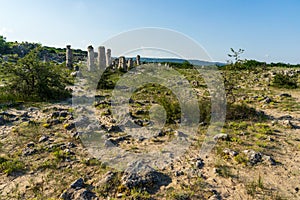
[0,35,9,54]
[4,47,72,101]
[223,48,245,103]
[181,61,193,69]
[227,48,244,64]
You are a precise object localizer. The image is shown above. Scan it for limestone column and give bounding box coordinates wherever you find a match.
[98,46,106,70]
[106,49,112,67]
[118,56,127,71]
[87,45,95,71]
[136,55,141,65]
[127,58,133,69]
[66,45,73,69]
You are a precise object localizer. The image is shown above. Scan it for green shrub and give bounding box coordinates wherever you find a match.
[2,47,72,101]
[0,157,26,175]
[52,150,69,161]
[226,103,267,121]
[129,188,151,199]
[272,74,298,89]
[234,153,248,165]
[97,69,124,90]
[171,193,191,200]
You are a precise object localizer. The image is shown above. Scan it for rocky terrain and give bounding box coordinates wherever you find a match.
[0,66,300,200]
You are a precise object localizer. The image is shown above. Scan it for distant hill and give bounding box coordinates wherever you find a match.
[137,57,225,66]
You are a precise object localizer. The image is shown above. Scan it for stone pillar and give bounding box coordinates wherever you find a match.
[136,55,141,65]
[66,45,73,69]
[87,45,95,71]
[118,56,127,71]
[97,46,106,70]
[127,58,133,69]
[106,49,112,67]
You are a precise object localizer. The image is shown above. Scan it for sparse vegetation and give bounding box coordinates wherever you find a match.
[272,73,298,89]
[1,47,72,102]
[0,156,26,175]
[0,39,299,199]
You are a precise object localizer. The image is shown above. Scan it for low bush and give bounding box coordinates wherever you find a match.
[272,74,298,89]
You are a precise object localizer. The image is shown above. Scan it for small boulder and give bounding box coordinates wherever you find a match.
[174,171,184,177]
[279,93,291,98]
[100,171,116,184]
[243,150,262,165]
[262,97,272,104]
[51,111,60,118]
[282,120,295,129]
[70,178,84,189]
[64,123,75,130]
[213,133,228,141]
[38,135,49,143]
[60,111,69,118]
[60,188,97,200]
[107,125,123,133]
[70,71,78,77]
[26,141,35,148]
[194,158,204,169]
[121,161,171,192]
[174,131,188,138]
[262,155,276,166]
[23,147,37,156]
[223,148,238,157]
[153,130,165,138]
[134,119,144,127]
[67,142,76,148]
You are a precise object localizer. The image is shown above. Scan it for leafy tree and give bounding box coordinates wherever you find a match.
[0,35,9,54]
[3,47,72,101]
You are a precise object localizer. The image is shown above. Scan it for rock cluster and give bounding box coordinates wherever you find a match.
[84,45,141,72]
[121,161,171,193]
[60,178,98,200]
[243,149,276,166]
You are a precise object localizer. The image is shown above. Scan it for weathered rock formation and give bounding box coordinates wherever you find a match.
[97,46,106,70]
[106,49,112,67]
[87,45,95,71]
[66,45,73,69]
[127,58,133,69]
[118,56,127,71]
[136,55,141,65]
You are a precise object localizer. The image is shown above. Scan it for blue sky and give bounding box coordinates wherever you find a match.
[0,0,300,63]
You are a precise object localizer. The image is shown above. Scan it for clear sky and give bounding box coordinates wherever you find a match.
[0,0,299,63]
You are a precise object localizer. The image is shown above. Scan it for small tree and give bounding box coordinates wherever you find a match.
[4,47,72,101]
[223,48,245,103]
[227,48,244,64]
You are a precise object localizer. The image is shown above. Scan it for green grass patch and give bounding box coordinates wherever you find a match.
[0,156,26,175]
